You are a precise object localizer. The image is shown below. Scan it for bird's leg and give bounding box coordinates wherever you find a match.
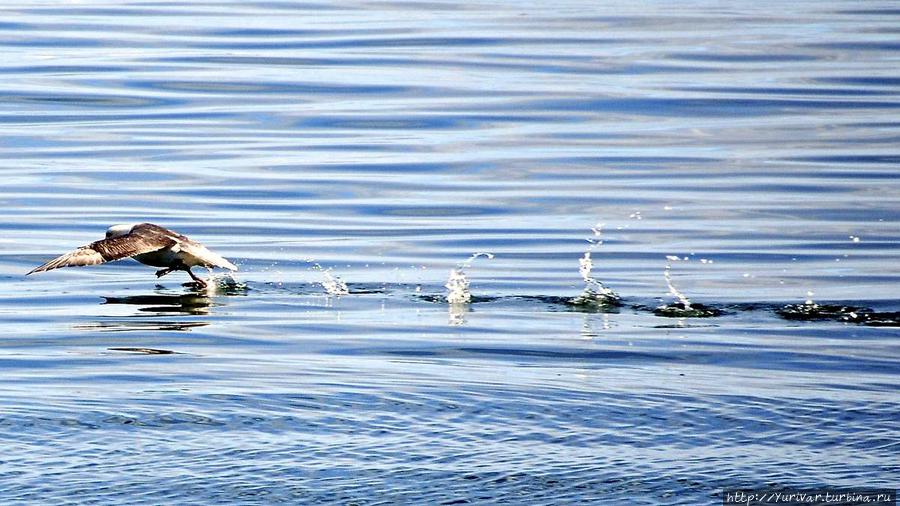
[185,267,207,288]
[156,267,175,278]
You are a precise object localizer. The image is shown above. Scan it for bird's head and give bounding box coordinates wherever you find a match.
[106,224,136,239]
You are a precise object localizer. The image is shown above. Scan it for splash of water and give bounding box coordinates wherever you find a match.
[576,252,619,300]
[308,261,349,296]
[321,269,349,296]
[197,269,247,294]
[804,290,817,307]
[445,252,493,304]
[571,224,619,305]
[460,252,494,269]
[445,268,471,304]
[654,256,722,317]
[775,291,881,323]
[663,256,692,310]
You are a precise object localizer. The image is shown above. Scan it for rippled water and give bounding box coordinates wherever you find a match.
[1,1,898,504]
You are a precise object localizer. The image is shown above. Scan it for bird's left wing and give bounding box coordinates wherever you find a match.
[27,232,176,275]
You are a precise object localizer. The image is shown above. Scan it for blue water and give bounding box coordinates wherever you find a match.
[1,1,898,504]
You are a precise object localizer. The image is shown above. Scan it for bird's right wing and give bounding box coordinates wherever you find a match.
[27,232,176,275]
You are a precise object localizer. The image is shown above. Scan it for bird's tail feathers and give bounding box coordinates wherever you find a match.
[203,249,238,271]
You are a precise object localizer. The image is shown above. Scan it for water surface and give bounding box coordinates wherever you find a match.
[1,1,898,504]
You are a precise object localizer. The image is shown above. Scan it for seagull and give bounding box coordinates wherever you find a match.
[27,223,237,287]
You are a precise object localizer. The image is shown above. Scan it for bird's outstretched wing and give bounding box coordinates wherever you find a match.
[27,229,176,275]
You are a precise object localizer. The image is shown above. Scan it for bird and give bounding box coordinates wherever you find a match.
[26,223,237,287]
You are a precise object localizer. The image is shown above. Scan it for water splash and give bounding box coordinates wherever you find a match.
[777,291,870,322]
[198,270,248,295]
[663,256,692,310]
[445,268,471,304]
[805,290,817,307]
[460,252,494,269]
[770,290,900,326]
[654,256,721,317]
[308,262,349,296]
[570,224,619,307]
[445,252,493,304]
[321,269,349,296]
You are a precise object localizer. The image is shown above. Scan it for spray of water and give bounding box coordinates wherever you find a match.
[663,255,692,310]
[461,252,494,269]
[321,269,349,296]
[308,262,349,296]
[445,268,471,304]
[445,252,493,304]
[571,224,619,305]
[803,290,818,308]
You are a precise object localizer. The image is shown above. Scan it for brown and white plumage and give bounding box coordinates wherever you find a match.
[27,223,237,287]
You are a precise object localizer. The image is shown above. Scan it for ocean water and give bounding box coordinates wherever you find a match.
[1,1,898,504]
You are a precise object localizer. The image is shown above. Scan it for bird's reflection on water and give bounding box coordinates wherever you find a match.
[78,320,209,332]
[104,292,214,315]
[75,280,249,332]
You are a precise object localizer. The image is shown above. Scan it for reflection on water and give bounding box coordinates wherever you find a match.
[74,320,208,332]
[107,347,178,355]
[0,0,898,504]
[78,281,252,330]
[448,301,469,326]
[103,293,214,315]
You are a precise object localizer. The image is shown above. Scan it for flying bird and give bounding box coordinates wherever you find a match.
[27,223,237,287]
